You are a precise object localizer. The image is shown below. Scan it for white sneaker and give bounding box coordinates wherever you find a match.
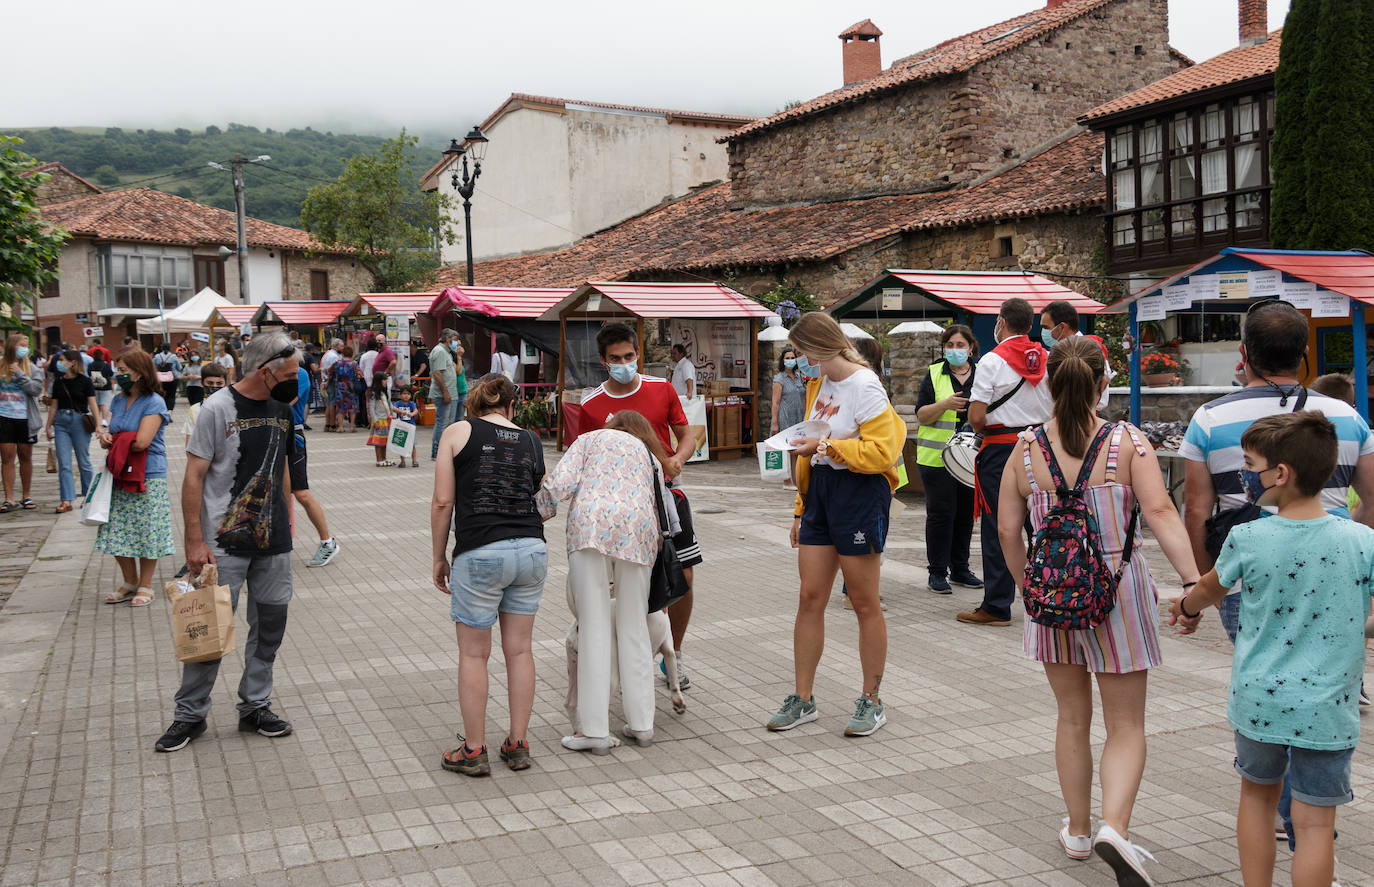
[1093,823,1156,886]
[1059,817,1092,860]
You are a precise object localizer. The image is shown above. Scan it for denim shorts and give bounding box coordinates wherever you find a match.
[1233,731,1355,807]
[449,537,547,629]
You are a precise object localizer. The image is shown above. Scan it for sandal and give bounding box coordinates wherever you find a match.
[105,583,138,604]
[129,588,154,607]
[0,501,14,514]
[55,502,73,514]
[21,499,36,510]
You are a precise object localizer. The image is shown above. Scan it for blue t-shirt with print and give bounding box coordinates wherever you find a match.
[109,392,171,478]
[1215,514,1374,750]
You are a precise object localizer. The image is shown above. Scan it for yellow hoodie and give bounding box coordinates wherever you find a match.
[792,376,907,518]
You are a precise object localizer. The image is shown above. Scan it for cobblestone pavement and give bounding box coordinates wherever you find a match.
[0,425,1370,887]
[0,447,62,610]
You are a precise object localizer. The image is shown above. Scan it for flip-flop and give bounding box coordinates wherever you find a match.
[20,499,36,510]
[0,501,14,514]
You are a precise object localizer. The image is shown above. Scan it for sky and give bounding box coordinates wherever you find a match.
[3,0,1290,141]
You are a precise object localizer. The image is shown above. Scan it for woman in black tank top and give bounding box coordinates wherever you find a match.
[431,374,547,777]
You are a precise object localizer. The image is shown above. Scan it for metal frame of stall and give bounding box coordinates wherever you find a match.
[1103,248,1374,425]
[538,281,774,455]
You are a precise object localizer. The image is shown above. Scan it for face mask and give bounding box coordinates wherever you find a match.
[264,368,297,404]
[783,358,797,369]
[796,354,822,379]
[944,348,969,367]
[993,321,1005,345]
[448,341,458,353]
[607,362,637,384]
[15,347,29,360]
[1040,329,1058,349]
[1239,467,1276,504]
[115,373,133,393]
[55,360,68,374]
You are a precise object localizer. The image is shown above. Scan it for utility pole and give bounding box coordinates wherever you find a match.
[231,155,249,305]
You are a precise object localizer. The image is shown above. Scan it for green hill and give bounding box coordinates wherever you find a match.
[4,124,444,228]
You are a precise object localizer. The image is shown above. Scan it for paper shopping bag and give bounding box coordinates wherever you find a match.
[756,443,789,481]
[79,470,113,526]
[165,563,236,663]
[387,419,417,460]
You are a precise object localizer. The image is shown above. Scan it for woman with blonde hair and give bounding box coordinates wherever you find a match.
[0,334,43,512]
[998,335,1199,884]
[765,312,905,737]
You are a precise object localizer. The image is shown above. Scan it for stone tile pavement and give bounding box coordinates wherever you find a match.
[0,425,1370,886]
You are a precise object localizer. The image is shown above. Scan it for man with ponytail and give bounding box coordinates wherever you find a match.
[961,297,1053,626]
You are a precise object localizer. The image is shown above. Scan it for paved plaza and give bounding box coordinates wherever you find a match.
[0,426,1370,887]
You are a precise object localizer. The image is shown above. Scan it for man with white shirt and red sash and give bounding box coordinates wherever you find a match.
[1040,300,1113,413]
[959,298,1052,626]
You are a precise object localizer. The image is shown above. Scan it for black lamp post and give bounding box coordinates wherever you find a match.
[442,126,489,286]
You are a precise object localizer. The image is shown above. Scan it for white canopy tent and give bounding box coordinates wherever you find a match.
[136,288,234,336]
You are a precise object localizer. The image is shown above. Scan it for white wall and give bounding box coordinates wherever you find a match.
[243,248,282,304]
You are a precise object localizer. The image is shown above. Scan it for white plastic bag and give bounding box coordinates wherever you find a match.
[756,443,789,481]
[80,469,113,526]
[386,419,416,460]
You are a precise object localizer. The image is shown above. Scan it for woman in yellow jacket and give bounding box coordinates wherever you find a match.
[765,313,906,737]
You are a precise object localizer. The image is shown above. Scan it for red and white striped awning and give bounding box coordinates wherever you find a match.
[428,286,574,319]
[537,281,774,321]
[347,293,438,318]
[251,300,351,326]
[212,305,259,326]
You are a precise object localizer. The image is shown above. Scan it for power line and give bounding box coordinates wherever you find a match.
[256,163,337,184]
[471,186,577,236]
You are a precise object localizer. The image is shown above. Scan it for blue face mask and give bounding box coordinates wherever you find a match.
[944,348,969,367]
[796,354,822,379]
[1238,466,1276,503]
[448,341,458,353]
[607,361,637,384]
[783,358,797,369]
[1040,328,1059,349]
[15,347,29,360]
[55,360,67,374]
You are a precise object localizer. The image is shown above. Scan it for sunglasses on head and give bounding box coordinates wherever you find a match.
[1244,297,1295,319]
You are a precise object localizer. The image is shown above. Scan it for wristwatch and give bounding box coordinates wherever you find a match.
[816,439,830,460]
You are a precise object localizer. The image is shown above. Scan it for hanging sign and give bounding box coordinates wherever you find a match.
[1136,295,1166,322]
[1190,275,1222,300]
[1311,293,1349,318]
[190,332,210,343]
[1162,284,1193,311]
[1280,281,1318,308]
[881,288,904,312]
[1248,269,1282,298]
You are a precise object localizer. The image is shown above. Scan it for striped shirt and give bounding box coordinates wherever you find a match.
[1179,386,1374,517]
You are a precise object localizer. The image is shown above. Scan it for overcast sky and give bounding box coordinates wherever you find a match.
[3,0,1289,141]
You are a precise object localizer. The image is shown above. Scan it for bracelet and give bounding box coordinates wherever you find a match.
[1181,580,1198,589]
[1178,595,1199,619]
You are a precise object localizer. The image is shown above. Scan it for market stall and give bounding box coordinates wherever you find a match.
[1103,248,1374,425]
[341,294,437,380]
[250,300,352,344]
[540,281,774,457]
[208,305,258,355]
[135,287,233,339]
[424,286,573,388]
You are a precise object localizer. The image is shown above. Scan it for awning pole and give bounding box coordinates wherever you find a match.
[1129,302,1141,427]
[1354,303,1369,422]
[557,313,567,452]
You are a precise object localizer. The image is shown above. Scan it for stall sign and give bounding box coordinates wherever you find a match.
[881,288,904,312]
[1249,269,1282,298]
[385,314,411,377]
[1162,284,1193,311]
[675,319,751,384]
[1136,295,1166,322]
[1215,272,1248,300]
[1280,281,1318,308]
[1312,293,1348,318]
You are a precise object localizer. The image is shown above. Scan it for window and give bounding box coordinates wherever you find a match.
[40,278,59,299]
[310,270,329,300]
[997,236,1014,257]
[195,256,225,296]
[97,244,192,312]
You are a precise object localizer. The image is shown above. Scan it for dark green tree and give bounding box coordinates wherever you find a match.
[0,138,69,334]
[299,130,453,291]
[1270,0,1374,250]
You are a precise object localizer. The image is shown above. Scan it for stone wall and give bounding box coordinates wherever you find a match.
[1104,387,1234,424]
[727,0,1179,206]
[279,252,374,301]
[32,167,101,205]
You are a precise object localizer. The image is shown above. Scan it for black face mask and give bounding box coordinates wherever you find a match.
[264,367,297,404]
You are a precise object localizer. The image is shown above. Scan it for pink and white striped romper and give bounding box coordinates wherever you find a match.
[1021,422,1163,673]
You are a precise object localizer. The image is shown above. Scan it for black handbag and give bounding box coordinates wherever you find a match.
[645,446,690,613]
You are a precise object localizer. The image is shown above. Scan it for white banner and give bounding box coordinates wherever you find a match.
[1249,269,1282,297]
[1136,295,1166,322]
[1162,284,1193,311]
[679,395,709,463]
[1312,293,1349,318]
[1280,281,1318,308]
[674,319,750,384]
[1191,275,1222,300]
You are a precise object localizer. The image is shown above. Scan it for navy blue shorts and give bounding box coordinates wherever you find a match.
[798,465,890,555]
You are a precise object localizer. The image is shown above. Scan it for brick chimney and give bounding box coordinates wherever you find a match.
[1045,0,1071,7]
[840,19,883,86]
[1239,0,1268,47]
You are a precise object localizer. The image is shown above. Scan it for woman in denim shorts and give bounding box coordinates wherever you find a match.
[431,374,547,777]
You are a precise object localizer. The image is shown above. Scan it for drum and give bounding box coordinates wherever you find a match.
[941,431,979,488]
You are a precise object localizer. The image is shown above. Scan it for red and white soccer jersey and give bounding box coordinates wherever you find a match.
[580,375,687,455]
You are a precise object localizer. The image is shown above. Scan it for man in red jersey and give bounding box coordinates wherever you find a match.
[580,323,702,689]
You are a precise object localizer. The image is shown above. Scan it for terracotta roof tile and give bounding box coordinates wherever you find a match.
[839,19,883,39]
[438,131,1103,288]
[20,162,103,193]
[726,0,1122,142]
[1081,31,1281,123]
[39,187,349,254]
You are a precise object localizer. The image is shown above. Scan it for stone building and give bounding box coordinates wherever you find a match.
[420,93,755,263]
[23,163,103,205]
[36,188,372,349]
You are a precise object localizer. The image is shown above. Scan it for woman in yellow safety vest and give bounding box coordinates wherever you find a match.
[914,324,983,594]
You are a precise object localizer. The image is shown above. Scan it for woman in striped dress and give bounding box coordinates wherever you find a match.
[997,336,1199,887]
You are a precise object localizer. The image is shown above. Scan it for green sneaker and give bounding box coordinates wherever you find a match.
[843,696,887,737]
[307,538,340,568]
[766,693,818,731]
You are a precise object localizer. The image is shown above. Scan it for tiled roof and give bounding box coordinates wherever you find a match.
[436,131,1103,288]
[39,187,349,254]
[726,0,1125,141]
[1081,31,1281,124]
[20,162,104,193]
[839,19,883,39]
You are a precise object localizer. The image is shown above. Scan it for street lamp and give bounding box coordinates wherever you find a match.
[443,125,489,286]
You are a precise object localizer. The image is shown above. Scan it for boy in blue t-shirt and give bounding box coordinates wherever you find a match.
[391,387,419,469]
[1170,411,1374,887]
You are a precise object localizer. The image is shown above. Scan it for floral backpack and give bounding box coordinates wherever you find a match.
[1022,423,1138,630]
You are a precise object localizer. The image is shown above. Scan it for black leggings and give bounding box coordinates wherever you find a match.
[916,463,974,577]
[161,381,178,412]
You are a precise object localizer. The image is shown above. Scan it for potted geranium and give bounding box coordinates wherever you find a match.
[1140,351,1181,387]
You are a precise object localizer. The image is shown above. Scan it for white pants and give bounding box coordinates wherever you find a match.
[567,549,653,738]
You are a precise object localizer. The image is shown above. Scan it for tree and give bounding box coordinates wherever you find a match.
[299,130,454,291]
[93,164,120,186]
[1270,0,1374,250]
[0,138,69,334]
